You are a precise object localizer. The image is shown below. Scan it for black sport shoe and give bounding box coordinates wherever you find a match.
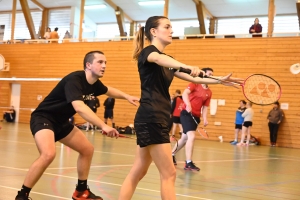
[172,155,177,165]
[72,186,103,200]
[184,161,200,171]
[15,191,32,200]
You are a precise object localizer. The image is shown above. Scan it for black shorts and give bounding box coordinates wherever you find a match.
[235,124,242,129]
[30,113,74,142]
[104,109,113,119]
[243,121,253,128]
[172,116,181,124]
[134,123,170,147]
[180,110,200,134]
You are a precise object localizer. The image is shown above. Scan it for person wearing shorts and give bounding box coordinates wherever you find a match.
[103,97,115,128]
[230,100,246,145]
[15,50,139,200]
[237,102,254,146]
[117,16,241,200]
[171,68,213,171]
[170,89,184,137]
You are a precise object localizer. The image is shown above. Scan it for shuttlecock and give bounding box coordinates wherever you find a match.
[290,63,300,75]
[218,136,223,142]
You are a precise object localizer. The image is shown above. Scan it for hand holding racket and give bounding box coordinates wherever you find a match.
[102,125,119,138]
[179,67,244,86]
[102,130,136,139]
[189,113,209,139]
[179,67,281,106]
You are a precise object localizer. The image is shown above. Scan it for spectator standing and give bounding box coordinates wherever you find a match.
[267,102,284,147]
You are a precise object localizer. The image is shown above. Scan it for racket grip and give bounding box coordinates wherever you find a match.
[179,67,204,78]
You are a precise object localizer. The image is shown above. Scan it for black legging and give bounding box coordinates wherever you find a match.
[268,122,279,143]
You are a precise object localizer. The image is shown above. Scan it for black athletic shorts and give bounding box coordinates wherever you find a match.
[172,116,181,124]
[134,123,170,147]
[30,113,74,142]
[235,124,242,129]
[104,109,113,119]
[180,110,200,134]
[243,121,253,128]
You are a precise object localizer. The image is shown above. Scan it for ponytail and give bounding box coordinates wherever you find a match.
[132,26,145,61]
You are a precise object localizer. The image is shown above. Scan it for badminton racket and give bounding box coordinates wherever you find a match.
[101,130,136,139]
[179,68,281,105]
[189,113,209,139]
[290,63,300,75]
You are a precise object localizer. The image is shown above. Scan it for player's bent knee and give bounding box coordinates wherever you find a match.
[79,143,94,156]
[40,152,56,164]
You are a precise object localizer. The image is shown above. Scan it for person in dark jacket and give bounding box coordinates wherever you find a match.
[103,97,115,128]
[267,101,284,147]
[249,18,262,34]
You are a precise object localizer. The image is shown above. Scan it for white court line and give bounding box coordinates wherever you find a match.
[47,164,134,170]
[1,138,298,160]
[0,184,212,200]
[46,157,280,170]
[0,168,212,200]
[0,157,281,200]
[0,185,69,199]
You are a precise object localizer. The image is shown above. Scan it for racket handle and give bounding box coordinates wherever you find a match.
[179,67,204,78]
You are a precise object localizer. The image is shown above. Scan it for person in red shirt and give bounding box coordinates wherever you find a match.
[249,18,262,34]
[171,68,213,171]
[170,89,184,137]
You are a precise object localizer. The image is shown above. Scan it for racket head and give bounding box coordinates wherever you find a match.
[241,74,281,105]
[197,127,209,139]
[290,63,300,75]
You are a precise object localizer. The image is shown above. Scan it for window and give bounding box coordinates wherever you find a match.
[48,9,71,39]
[96,23,130,40]
[217,15,299,35]
[0,11,42,40]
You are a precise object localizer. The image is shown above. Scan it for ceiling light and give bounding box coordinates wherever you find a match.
[138,1,165,6]
[84,4,107,9]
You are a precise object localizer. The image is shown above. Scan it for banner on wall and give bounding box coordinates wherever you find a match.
[0,25,5,41]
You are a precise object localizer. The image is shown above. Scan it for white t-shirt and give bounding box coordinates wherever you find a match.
[242,108,254,122]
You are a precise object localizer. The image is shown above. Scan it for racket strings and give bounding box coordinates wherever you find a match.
[243,75,281,105]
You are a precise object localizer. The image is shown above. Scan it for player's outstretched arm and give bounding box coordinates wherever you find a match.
[105,87,140,106]
[72,100,119,138]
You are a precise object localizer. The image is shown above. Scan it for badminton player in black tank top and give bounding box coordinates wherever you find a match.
[118,16,243,200]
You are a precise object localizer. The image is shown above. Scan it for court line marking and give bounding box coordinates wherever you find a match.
[0,175,212,200]
[0,157,278,171]
[0,185,70,200]
[0,138,282,159]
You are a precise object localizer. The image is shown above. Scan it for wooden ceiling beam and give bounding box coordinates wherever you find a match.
[164,0,169,17]
[30,0,44,11]
[115,6,126,36]
[79,0,85,41]
[193,0,214,19]
[40,8,49,38]
[267,0,275,37]
[19,0,38,39]
[193,0,206,34]
[104,0,133,22]
[11,0,17,40]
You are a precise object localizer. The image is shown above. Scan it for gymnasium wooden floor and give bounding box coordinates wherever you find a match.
[0,122,300,200]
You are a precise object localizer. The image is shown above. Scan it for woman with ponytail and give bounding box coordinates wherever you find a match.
[118,16,242,200]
